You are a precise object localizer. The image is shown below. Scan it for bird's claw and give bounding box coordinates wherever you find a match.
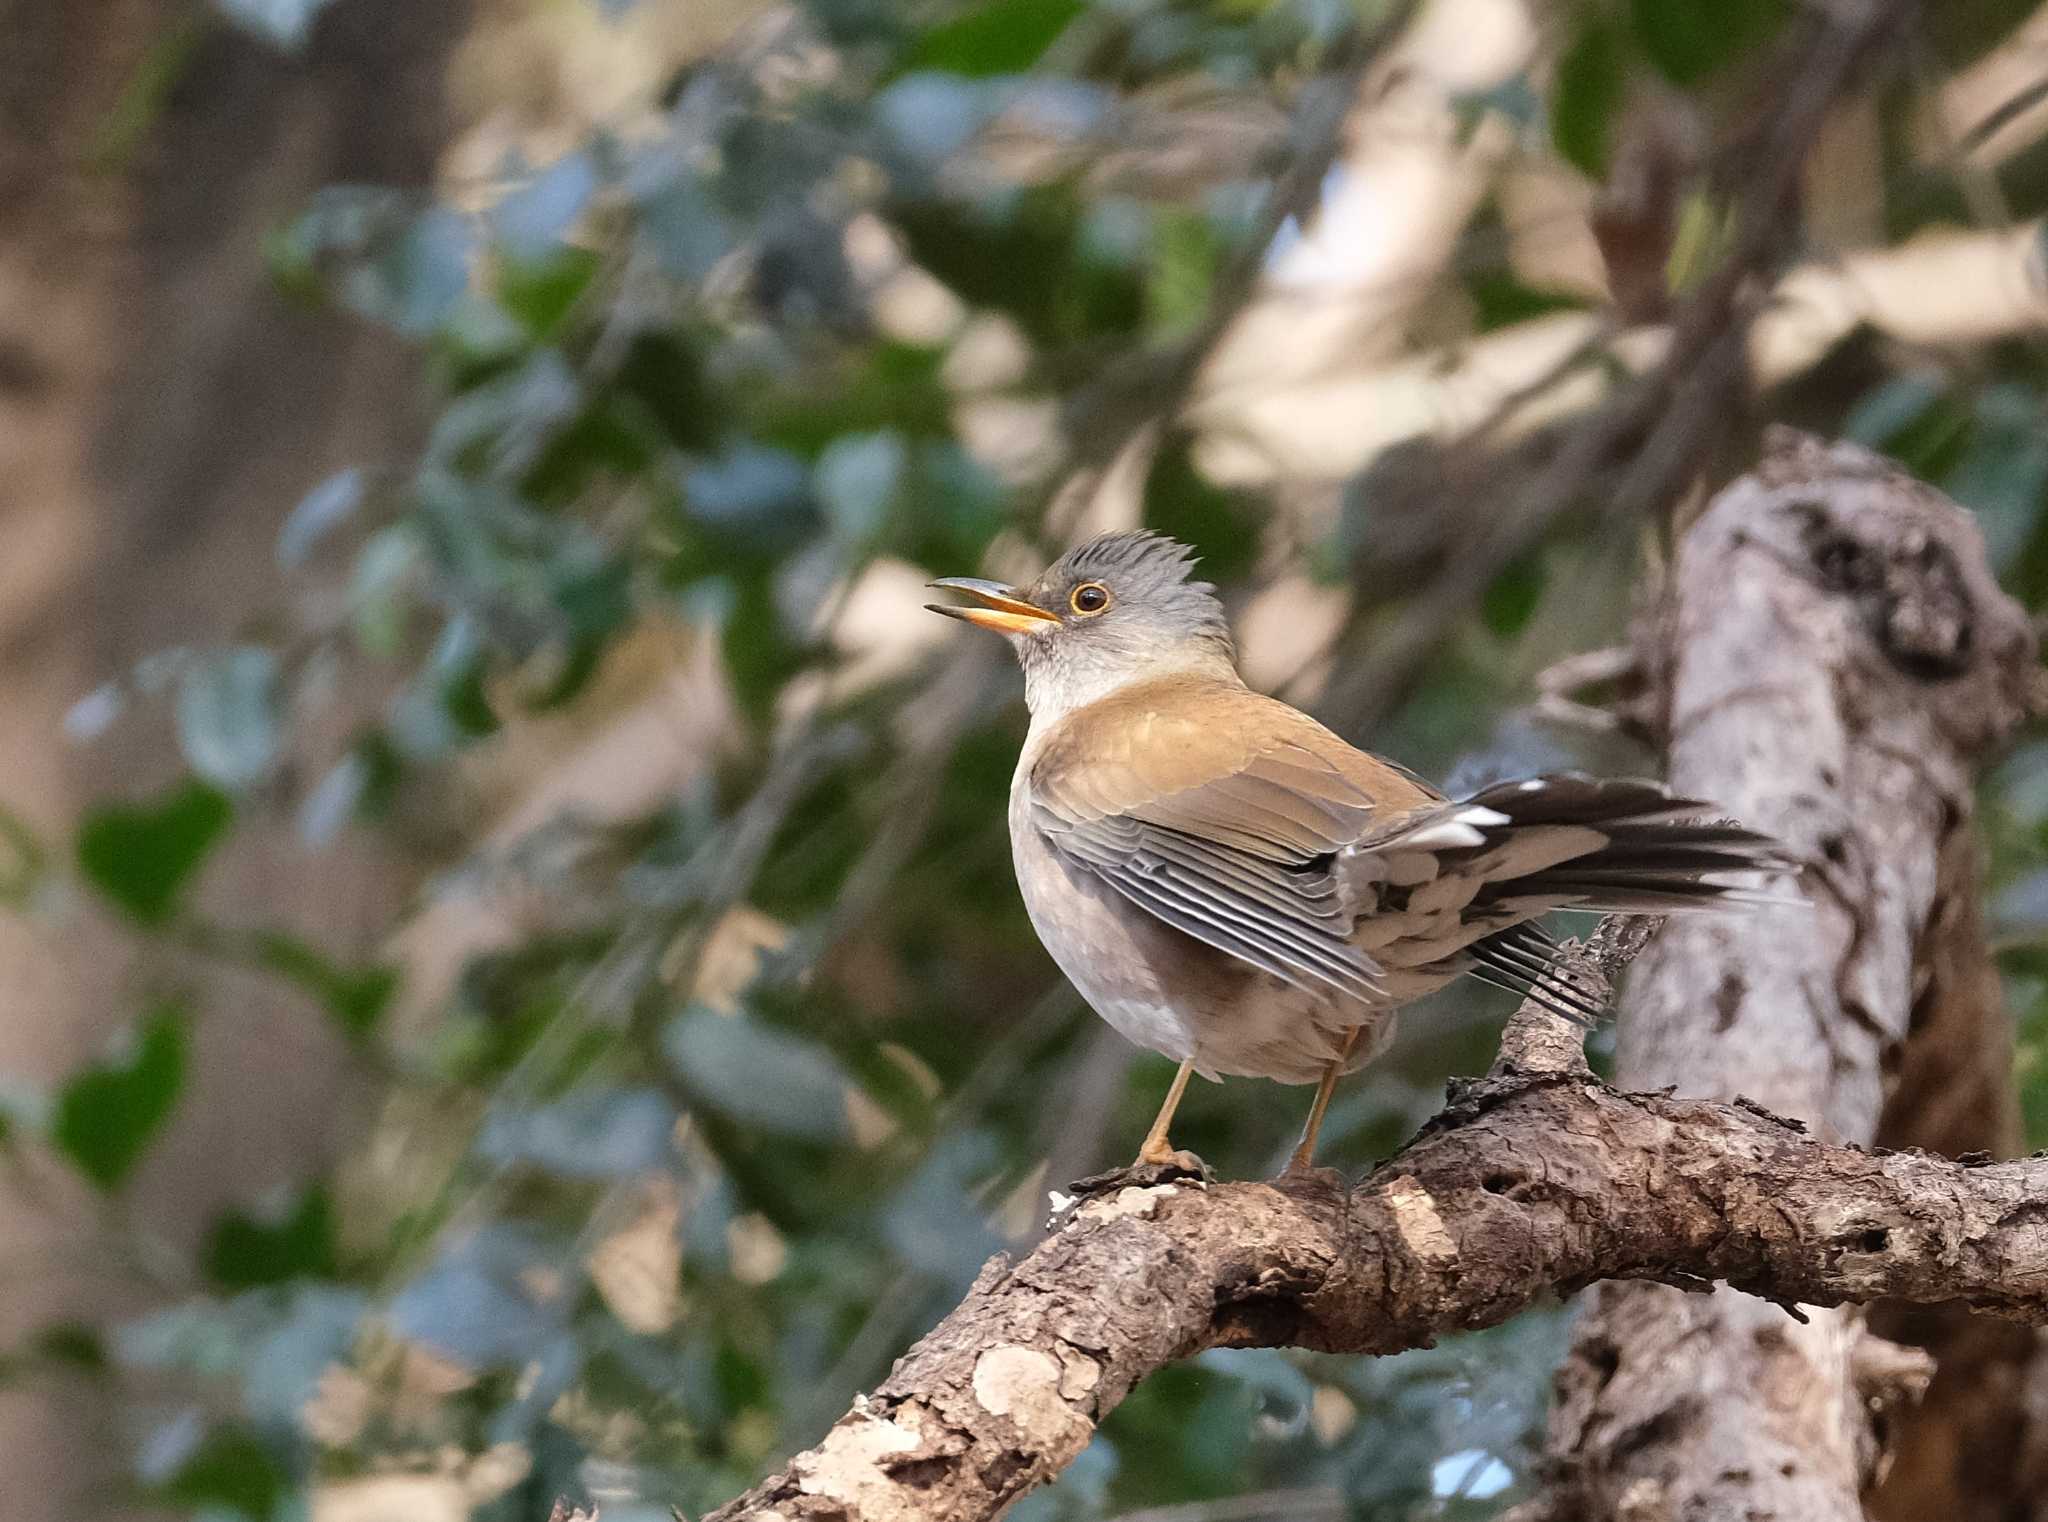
[1068,1150,1212,1200]
[1267,1159,1349,1200]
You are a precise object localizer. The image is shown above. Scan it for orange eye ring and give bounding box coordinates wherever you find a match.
[1070,582,1111,616]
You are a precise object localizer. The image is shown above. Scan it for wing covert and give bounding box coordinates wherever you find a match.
[1026,678,1438,1001]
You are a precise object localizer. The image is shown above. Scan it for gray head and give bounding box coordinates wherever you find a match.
[927,531,1239,718]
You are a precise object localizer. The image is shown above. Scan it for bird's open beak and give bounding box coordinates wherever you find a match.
[925,577,1061,636]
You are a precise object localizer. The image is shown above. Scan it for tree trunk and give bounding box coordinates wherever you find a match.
[0,5,466,1517]
[1866,830,2048,1520]
[1537,429,2043,1520]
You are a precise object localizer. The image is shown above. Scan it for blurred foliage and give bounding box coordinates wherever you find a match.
[9,0,2048,1520]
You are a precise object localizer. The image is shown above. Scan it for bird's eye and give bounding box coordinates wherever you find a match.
[1070,582,1111,616]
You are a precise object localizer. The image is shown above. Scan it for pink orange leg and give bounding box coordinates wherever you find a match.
[1285,1030,1361,1174]
[1135,1059,1196,1167]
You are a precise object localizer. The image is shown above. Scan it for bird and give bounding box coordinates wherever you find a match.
[927,530,1787,1176]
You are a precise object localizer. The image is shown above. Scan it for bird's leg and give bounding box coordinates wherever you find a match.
[1284,1029,1361,1174]
[1134,1058,1196,1167]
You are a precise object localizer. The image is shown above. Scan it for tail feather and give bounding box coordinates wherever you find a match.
[1424,772,1797,1006]
[1468,924,1609,1023]
[1351,772,1796,1015]
[1458,774,1792,899]
[1460,775,1706,828]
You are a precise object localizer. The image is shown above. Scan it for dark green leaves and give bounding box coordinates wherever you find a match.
[1551,15,1625,178]
[153,1424,287,1519]
[203,1186,337,1289]
[1143,432,1260,581]
[1551,0,1790,179]
[249,932,399,1040]
[77,779,231,926]
[908,0,1084,77]
[1482,551,1548,638]
[52,1004,187,1192]
[498,246,603,340]
[892,188,1143,348]
[1629,0,1786,86]
[31,1322,107,1372]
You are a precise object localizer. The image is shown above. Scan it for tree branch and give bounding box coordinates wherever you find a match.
[699,1017,2048,1522]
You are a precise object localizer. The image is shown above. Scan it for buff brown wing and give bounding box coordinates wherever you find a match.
[1025,677,1442,1003]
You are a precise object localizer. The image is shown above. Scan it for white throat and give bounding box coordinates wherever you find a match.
[1018,640,1242,732]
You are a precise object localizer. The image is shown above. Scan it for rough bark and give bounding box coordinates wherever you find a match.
[699,998,2048,1522]
[1537,430,2043,1521]
[1868,828,2048,1522]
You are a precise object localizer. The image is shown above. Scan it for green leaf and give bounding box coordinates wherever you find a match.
[1630,0,1786,86]
[155,1423,287,1519]
[76,779,232,926]
[203,1186,338,1289]
[665,1008,852,1142]
[31,1321,107,1371]
[908,0,1084,77]
[892,188,1141,347]
[1145,208,1221,340]
[1945,385,2048,571]
[1142,431,1260,581]
[1468,273,1587,331]
[349,525,423,657]
[52,1004,187,1192]
[720,572,810,718]
[441,654,501,739]
[1481,551,1548,638]
[1664,190,1738,295]
[176,648,282,791]
[1845,375,1973,480]
[250,932,398,1040]
[1844,373,1947,448]
[498,245,603,338]
[277,467,366,568]
[1552,15,1626,178]
[615,331,723,452]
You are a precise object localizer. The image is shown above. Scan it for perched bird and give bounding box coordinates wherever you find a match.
[929,531,1784,1174]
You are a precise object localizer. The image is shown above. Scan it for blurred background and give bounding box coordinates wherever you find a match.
[4,0,2048,1518]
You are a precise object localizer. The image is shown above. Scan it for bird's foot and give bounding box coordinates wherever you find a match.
[1067,1149,1212,1201]
[1268,1154,1349,1199]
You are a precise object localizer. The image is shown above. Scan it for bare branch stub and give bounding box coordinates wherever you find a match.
[1488,915,1659,1080]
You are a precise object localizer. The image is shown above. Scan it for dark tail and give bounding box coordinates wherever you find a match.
[1407,774,1795,1022]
